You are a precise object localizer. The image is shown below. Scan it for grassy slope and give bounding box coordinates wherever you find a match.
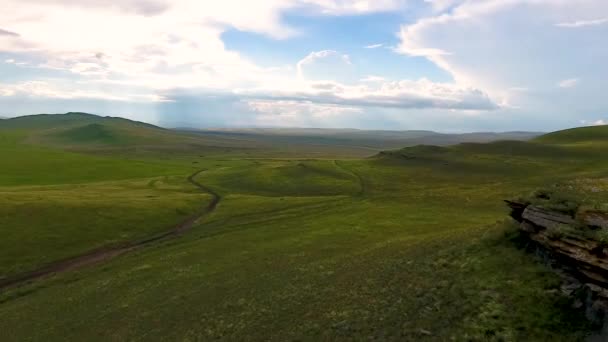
[0,177,209,277]
[0,123,193,186]
[535,124,608,144]
[0,117,215,278]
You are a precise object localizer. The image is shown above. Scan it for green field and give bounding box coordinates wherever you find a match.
[0,114,606,340]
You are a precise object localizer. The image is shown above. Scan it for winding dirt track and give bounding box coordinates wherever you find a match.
[0,169,221,291]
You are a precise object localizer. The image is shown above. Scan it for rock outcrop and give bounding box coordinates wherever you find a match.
[506,200,608,333]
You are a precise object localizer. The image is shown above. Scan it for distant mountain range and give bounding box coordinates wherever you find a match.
[187,127,543,150]
[0,112,544,157]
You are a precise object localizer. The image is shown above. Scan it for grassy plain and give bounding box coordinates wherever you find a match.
[0,177,209,278]
[0,114,607,340]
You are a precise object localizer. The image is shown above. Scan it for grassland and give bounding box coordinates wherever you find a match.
[0,177,210,278]
[0,114,606,340]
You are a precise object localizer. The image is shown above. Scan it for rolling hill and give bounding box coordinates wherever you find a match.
[192,127,542,151]
[0,112,159,130]
[1,113,543,158]
[534,124,608,144]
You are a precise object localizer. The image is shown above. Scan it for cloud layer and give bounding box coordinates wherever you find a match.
[0,0,606,131]
[397,0,608,124]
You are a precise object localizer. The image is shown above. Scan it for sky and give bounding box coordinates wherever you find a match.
[0,0,607,132]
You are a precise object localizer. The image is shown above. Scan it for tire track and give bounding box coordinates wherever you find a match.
[0,169,220,291]
[334,160,367,196]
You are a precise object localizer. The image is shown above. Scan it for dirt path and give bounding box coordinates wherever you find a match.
[334,160,367,196]
[0,169,221,291]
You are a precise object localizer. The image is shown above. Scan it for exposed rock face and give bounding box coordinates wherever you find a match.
[507,200,608,334]
[580,209,608,230]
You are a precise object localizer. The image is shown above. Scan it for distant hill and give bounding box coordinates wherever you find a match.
[0,112,160,131]
[0,113,544,157]
[376,124,608,164]
[192,128,542,150]
[0,112,207,152]
[534,125,608,144]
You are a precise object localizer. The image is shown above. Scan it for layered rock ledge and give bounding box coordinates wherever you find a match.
[506,199,608,332]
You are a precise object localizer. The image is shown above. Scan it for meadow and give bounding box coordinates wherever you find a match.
[1,113,607,340]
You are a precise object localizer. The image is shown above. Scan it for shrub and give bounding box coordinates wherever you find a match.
[594,229,608,246]
[546,224,576,240]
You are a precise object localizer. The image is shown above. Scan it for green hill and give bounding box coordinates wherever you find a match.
[0,113,216,154]
[534,125,608,144]
[377,137,594,164]
[454,140,572,158]
[0,113,366,157]
[51,123,132,145]
[0,112,99,130]
[42,121,178,148]
[0,112,160,131]
[0,112,171,146]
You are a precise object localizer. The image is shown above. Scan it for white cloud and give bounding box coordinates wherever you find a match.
[0,1,380,91]
[248,100,363,127]
[0,80,163,102]
[594,119,607,126]
[556,17,608,28]
[227,77,497,110]
[581,119,607,126]
[365,43,384,49]
[296,50,352,79]
[0,0,500,124]
[558,78,579,88]
[396,0,608,117]
[300,0,406,15]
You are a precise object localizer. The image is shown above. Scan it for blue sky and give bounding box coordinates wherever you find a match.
[0,0,607,132]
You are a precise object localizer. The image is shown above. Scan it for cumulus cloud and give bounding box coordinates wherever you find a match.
[397,0,608,119]
[0,1,392,90]
[164,77,497,111]
[247,100,363,127]
[0,0,503,127]
[296,50,352,78]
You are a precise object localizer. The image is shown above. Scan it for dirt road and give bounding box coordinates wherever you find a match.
[0,169,221,290]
